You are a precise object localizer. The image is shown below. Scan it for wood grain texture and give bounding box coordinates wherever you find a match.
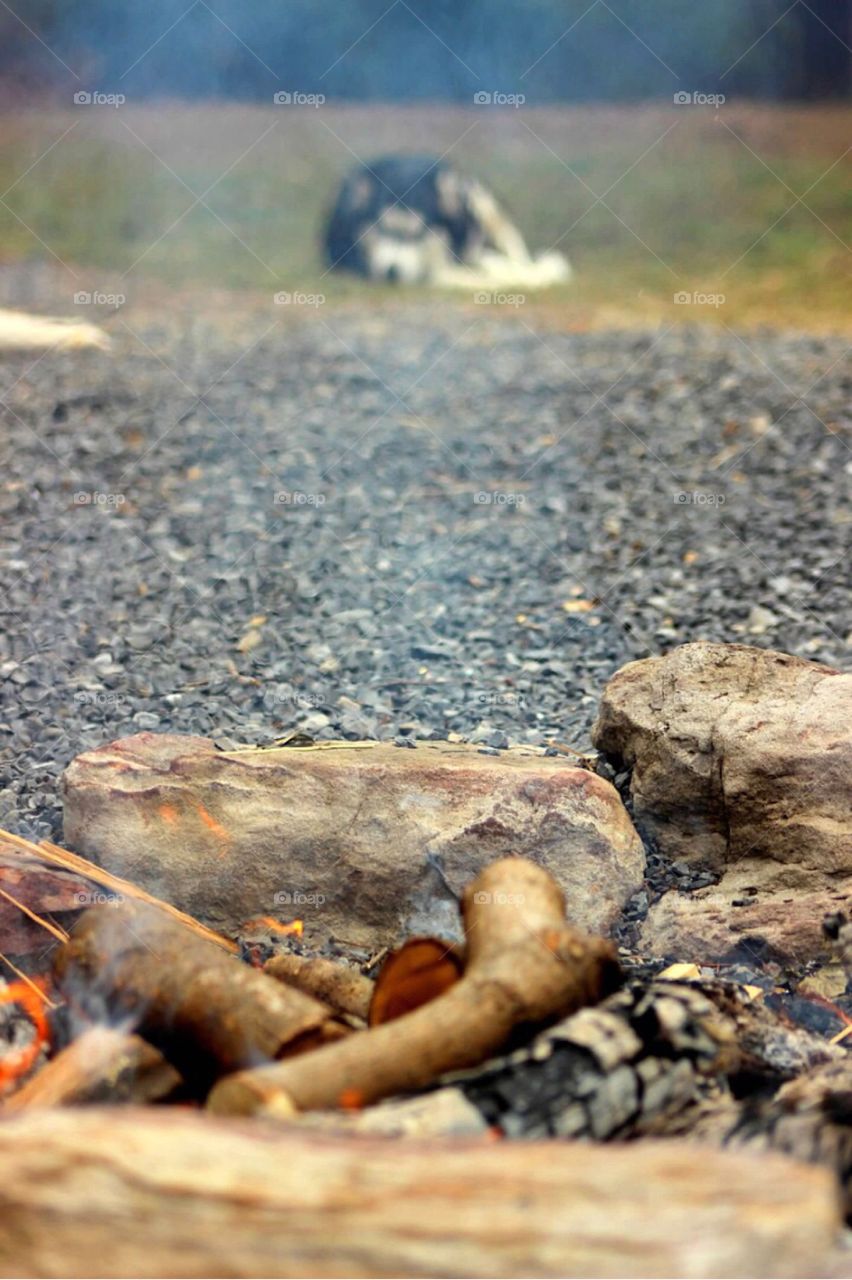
[0,1108,841,1279]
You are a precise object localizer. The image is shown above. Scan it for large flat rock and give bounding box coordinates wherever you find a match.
[62,734,644,947]
[592,642,852,964]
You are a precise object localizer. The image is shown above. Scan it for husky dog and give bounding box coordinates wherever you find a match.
[324,155,570,289]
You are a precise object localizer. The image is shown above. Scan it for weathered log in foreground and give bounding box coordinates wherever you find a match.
[209,858,621,1114]
[0,1108,842,1279]
[53,902,341,1089]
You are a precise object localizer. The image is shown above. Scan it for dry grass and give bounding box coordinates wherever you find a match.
[0,101,850,331]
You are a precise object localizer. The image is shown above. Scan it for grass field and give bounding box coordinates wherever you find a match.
[0,101,850,330]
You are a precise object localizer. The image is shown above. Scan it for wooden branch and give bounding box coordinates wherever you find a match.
[264,953,374,1021]
[0,1108,839,1278]
[53,901,341,1091]
[3,1028,181,1111]
[208,857,621,1115]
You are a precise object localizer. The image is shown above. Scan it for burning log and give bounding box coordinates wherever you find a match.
[3,1027,181,1111]
[208,857,621,1115]
[0,841,92,962]
[448,978,842,1141]
[0,980,50,1096]
[265,952,374,1021]
[0,1108,840,1278]
[724,1058,852,1213]
[53,901,344,1090]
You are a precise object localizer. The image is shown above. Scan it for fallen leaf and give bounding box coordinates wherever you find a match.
[236,629,262,654]
[658,962,701,981]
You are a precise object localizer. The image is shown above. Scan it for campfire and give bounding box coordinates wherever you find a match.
[0,642,849,1277]
[0,862,848,1275]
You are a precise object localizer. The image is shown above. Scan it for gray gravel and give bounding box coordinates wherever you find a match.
[0,304,849,840]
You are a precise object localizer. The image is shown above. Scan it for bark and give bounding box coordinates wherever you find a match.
[208,857,621,1115]
[724,1058,852,1214]
[449,979,842,1140]
[0,1108,840,1279]
[0,844,90,962]
[2,1027,181,1110]
[265,952,374,1021]
[54,901,341,1090]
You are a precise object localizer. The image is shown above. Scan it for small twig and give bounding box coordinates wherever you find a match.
[545,740,593,758]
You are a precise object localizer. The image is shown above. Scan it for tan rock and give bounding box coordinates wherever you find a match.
[62,734,643,947]
[642,885,850,967]
[593,642,852,963]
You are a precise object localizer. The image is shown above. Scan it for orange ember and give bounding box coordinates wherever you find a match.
[0,980,50,1093]
[245,916,304,938]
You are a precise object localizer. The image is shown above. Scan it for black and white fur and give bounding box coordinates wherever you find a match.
[324,155,570,288]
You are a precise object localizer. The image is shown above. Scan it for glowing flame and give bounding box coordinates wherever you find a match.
[0,981,50,1093]
[244,916,304,938]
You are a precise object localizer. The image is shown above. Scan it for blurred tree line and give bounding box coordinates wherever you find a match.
[1,0,849,101]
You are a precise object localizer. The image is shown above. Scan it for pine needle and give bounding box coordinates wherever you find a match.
[0,952,59,1009]
[35,838,238,954]
[0,886,68,943]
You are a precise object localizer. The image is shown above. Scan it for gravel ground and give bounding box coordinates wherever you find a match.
[0,302,849,840]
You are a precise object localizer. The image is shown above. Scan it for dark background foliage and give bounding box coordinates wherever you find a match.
[1,0,850,103]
